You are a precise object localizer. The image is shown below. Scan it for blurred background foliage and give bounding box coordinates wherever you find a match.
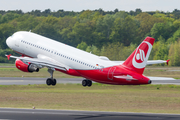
[1,8,180,65]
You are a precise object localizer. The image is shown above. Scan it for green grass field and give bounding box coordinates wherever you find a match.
[0,63,15,66]
[0,63,180,113]
[144,66,180,79]
[0,84,180,114]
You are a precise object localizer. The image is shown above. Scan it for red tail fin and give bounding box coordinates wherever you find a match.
[122,37,155,74]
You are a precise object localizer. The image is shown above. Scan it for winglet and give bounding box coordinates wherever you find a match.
[6,54,11,60]
[166,59,170,65]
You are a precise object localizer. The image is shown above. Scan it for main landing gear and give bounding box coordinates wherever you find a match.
[46,69,57,86]
[82,79,92,87]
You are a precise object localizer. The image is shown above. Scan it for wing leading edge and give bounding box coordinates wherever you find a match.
[6,54,68,71]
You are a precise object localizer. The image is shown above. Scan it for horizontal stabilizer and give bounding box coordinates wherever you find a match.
[146,60,170,65]
[113,60,170,65]
[147,76,175,80]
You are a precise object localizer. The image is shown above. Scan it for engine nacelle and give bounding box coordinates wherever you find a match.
[15,59,39,72]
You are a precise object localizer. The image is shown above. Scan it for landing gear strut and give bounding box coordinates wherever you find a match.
[46,69,56,86]
[82,79,92,87]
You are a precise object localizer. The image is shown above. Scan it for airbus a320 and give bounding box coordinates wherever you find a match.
[6,31,170,87]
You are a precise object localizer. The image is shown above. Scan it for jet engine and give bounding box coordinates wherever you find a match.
[15,59,39,72]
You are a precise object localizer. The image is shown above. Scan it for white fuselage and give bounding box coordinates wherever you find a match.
[6,31,118,70]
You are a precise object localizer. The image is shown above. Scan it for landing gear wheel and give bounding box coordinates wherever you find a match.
[82,80,88,87]
[46,78,52,86]
[87,80,92,87]
[52,79,57,86]
[47,69,57,86]
[82,80,92,87]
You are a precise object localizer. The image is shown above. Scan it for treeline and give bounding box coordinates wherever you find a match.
[1,9,180,65]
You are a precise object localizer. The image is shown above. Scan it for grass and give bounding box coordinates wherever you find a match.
[0,84,180,114]
[143,66,180,78]
[0,63,14,66]
[0,64,180,113]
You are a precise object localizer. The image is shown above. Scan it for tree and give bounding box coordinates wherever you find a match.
[135,8,142,15]
[77,41,88,51]
[114,9,119,13]
[150,22,177,41]
[79,10,92,20]
[167,28,180,43]
[153,36,169,65]
[96,14,115,44]
[168,40,180,66]
[135,12,164,39]
[110,16,139,46]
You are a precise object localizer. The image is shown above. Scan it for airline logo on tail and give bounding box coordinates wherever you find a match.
[136,49,145,62]
[132,41,152,69]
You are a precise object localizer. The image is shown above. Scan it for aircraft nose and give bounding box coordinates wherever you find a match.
[6,36,13,49]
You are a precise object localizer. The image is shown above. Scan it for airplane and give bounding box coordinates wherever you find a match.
[5,31,170,87]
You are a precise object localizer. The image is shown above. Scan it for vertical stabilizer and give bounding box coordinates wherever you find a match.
[122,37,155,74]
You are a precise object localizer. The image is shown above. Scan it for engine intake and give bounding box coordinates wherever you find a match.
[15,59,39,72]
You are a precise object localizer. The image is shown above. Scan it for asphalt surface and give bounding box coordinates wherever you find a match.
[0,77,180,85]
[0,77,84,85]
[0,77,180,120]
[0,108,180,120]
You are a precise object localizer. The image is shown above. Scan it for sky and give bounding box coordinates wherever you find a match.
[0,0,179,13]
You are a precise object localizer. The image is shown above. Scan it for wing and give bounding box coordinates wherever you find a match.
[6,54,68,71]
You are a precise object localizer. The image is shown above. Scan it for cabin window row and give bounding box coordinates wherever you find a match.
[54,52,97,69]
[21,40,97,69]
[21,40,50,52]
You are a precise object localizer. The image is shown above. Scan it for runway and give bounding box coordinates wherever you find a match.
[0,77,180,85]
[0,108,180,120]
[0,78,180,120]
[0,77,84,85]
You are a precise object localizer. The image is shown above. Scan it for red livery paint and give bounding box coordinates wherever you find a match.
[76,66,150,85]
[6,31,169,86]
[122,37,155,74]
[15,59,29,72]
[56,68,81,77]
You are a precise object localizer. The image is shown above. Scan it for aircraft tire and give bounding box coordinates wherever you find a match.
[87,80,92,87]
[52,79,57,86]
[46,78,52,86]
[82,80,88,87]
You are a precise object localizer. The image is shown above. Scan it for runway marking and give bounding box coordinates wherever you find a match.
[0,80,24,83]
[0,110,91,116]
[0,119,11,120]
[0,109,180,116]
